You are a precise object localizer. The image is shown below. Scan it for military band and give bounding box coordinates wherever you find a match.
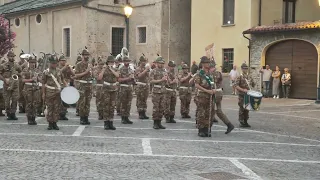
[0,47,262,138]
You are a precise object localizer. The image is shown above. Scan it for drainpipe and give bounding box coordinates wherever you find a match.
[125,17,129,50]
[168,0,171,62]
[258,0,262,26]
[242,33,251,67]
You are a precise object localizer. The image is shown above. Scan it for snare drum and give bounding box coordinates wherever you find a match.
[244,90,263,111]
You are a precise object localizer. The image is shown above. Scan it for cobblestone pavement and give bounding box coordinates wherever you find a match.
[0,96,320,180]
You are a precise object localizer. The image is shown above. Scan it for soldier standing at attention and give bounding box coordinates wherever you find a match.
[134,55,150,120]
[98,56,119,130]
[74,55,82,116]
[118,56,134,124]
[0,51,22,120]
[150,56,167,129]
[42,55,64,130]
[74,49,93,125]
[93,58,105,120]
[116,57,123,116]
[22,56,42,125]
[194,56,216,137]
[36,57,45,117]
[58,55,74,120]
[18,53,28,113]
[209,62,234,134]
[178,64,192,119]
[234,63,255,128]
[164,61,178,123]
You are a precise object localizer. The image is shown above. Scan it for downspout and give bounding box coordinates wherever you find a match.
[258,0,262,26]
[242,33,251,67]
[168,0,170,62]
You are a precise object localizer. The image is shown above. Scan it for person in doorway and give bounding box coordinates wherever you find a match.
[281,68,291,98]
[229,65,239,95]
[260,65,272,98]
[272,65,281,99]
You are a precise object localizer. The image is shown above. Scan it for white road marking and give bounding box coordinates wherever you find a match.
[141,138,153,155]
[72,126,86,136]
[0,132,319,147]
[0,148,319,164]
[265,109,320,114]
[229,159,263,180]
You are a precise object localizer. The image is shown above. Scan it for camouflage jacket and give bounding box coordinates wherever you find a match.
[150,67,166,94]
[119,65,134,85]
[134,66,149,84]
[210,71,223,89]
[166,69,177,89]
[234,73,255,96]
[75,61,92,81]
[21,68,42,90]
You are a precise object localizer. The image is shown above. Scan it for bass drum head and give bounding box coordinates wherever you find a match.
[61,86,80,104]
[247,90,263,98]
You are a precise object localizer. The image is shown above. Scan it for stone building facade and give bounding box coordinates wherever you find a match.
[0,0,191,65]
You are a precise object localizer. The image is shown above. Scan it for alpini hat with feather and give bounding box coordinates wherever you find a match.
[168,60,176,67]
[200,56,210,64]
[59,55,66,61]
[48,54,58,63]
[107,54,115,62]
[81,48,90,55]
[241,62,248,69]
[155,54,165,64]
[7,50,16,57]
[139,53,148,62]
[182,64,189,69]
[28,55,37,63]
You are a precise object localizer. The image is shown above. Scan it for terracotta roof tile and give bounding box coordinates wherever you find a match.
[243,21,320,34]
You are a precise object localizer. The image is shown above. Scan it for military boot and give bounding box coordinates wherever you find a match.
[98,112,103,120]
[32,116,37,125]
[165,116,171,123]
[7,113,18,120]
[204,127,211,137]
[244,119,251,128]
[59,113,68,120]
[52,122,59,130]
[142,111,149,119]
[225,123,234,134]
[47,123,53,130]
[138,111,144,119]
[198,128,206,137]
[169,116,176,123]
[19,107,25,113]
[27,116,32,125]
[85,116,91,125]
[11,113,18,120]
[80,117,86,125]
[239,119,250,128]
[104,121,110,130]
[158,121,166,129]
[153,120,160,129]
[182,114,191,118]
[109,121,116,130]
[125,117,133,124]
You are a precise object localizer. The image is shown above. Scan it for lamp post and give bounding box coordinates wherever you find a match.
[124,4,133,51]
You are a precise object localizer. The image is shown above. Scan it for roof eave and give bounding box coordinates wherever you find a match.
[243,28,320,35]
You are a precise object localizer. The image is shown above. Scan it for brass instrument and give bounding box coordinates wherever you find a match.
[6,64,19,91]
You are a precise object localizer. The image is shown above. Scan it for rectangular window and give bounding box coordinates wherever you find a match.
[114,0,119,4]
[137,26,147,44]
[222,49,234,73]
[223,0,235,25]
[111,27,125,56]
[63,28,71,57]
[283,0,296,23]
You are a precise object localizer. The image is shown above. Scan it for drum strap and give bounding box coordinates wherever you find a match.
[48,70,61,91]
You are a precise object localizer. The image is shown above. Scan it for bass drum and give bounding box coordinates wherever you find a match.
[60,86,80,104]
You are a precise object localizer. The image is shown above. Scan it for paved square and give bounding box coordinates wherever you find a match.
[0,96,319,179]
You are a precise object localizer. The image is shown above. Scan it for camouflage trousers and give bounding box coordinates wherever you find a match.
[0,89,4,110]
[152,93,165,121]
[37,90,45,114]
[78,84,93,116]
[196,94,212,129]
[119,86,133,117]
[179,90,192,116]
[103,90,117,121]
[4,85,18,114]
[45,90,61,123]
[18,81,25,110]
[164,90,176,118]
[23,86,39,117]
[116,88,121,113]
[95,86,104,115]
[194,95,198,122]
[135,84,149,112]
[211,96,230,125]
[238,95,249,123]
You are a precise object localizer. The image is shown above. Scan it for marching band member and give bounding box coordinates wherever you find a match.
[22,56,42,125]
[118,56,134,124]
[134,55,150,120]
[0,50,22,120]
[98,56,119,130]
[178,64,192,119]
[93,58,105,120]
[116,56,122,116]
[234,63,255,128]
[74,55,82,116]
[18,52,28,113]
[149,56,167,129]
[164,61,178,123]
[42,55,64,130]
[74,49,93,125]
[210,62,234,134]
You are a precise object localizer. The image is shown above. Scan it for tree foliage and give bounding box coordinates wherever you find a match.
[0,15,16,57]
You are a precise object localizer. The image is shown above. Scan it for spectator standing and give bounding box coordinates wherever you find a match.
[260,65,272,98]
[191,61,198,75]
[272,65,281,99]
[281,68,291,98]
[229,65,239,95]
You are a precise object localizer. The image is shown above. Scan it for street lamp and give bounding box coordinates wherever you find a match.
[124,4,133,50]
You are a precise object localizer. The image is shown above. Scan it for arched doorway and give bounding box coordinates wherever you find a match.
[265,40,318,99]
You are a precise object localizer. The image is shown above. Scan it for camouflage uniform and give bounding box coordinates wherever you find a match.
[0,51,22,120]
[58,55,72,120]
[36,59,45,117]
[116,62,122,115]
[93,59,105,120]
[21,56,41,125]
[18,55,28,113]
[164,61,178,123]
[75,49,93,125]
[118,57,134,124]
[234,63,255,128]
[101,56,118,130]
[194,56,213,137]
[178,64,192,118]
[42,55,63,130]
[210,63,234,134]
[134,55,149,119]
[150,56,167,129]
[74,56,82,116]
